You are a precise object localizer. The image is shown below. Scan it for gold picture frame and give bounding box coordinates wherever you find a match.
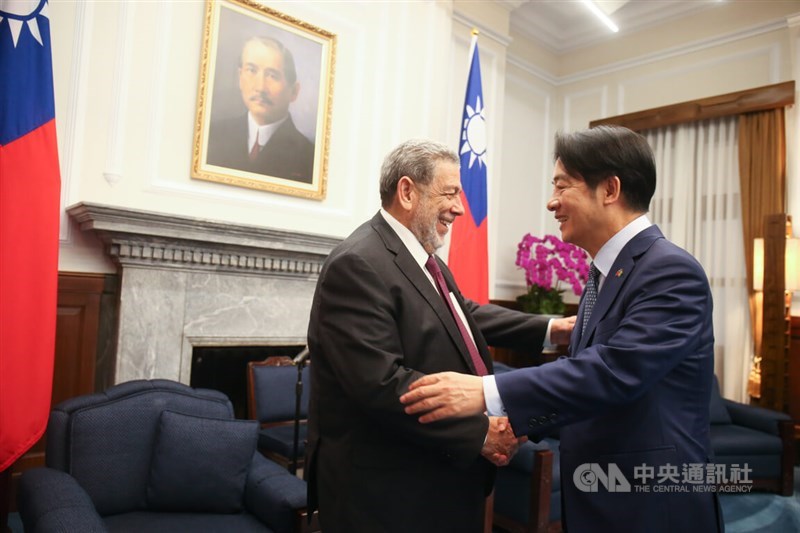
[192,0,336,200]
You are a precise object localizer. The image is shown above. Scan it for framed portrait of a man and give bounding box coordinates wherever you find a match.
[192,0,336,200]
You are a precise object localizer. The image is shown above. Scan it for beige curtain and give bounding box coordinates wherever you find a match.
[738,108,786,359]
[645,117,751,400]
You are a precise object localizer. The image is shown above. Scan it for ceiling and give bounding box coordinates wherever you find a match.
[510,0,724,53]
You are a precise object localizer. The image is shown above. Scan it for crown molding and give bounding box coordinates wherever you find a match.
[452,10,512,48]
[508,17,789,87]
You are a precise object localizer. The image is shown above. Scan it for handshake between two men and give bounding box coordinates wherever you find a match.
[402,371,524,467]
[482,416,527,466]
[399,315,576,466]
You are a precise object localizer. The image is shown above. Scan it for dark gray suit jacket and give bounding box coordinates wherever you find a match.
[306,212,549,533]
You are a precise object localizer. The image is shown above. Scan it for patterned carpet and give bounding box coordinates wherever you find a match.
[719,467,800,532]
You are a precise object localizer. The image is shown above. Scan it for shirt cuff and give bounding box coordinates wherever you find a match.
[544,318,555,348]
[482,375,506,416]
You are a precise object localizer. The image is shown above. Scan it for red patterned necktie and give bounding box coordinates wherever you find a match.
[249,132,260,162]
[425,256,488,376]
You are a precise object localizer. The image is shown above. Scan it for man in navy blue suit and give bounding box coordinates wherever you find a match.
[401,126,723,532]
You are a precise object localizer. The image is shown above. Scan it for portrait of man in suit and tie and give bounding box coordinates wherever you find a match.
[192,0,335,199]
[206,36,315,183]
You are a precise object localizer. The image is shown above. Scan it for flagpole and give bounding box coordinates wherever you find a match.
[468,28,479,66]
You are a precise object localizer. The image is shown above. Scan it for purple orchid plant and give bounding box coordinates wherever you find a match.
[515,233,590,314]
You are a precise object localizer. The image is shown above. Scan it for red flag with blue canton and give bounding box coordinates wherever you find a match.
[448,33,488,304]
[0,0,60,471]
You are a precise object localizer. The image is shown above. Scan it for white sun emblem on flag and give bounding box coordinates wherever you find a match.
[460,95,487,169]
[0,0,49,48]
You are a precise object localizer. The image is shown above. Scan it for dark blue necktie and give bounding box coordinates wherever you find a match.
[581,263,600,337]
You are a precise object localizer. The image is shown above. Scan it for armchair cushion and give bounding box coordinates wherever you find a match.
[147,410,258,513]
[246,453,309,532]
[258,424,308,458]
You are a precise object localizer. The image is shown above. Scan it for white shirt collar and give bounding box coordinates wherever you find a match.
[247,113,288,150]
[592,214,652,279]
[379,209,432,273]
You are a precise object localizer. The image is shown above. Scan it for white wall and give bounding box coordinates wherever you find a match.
[51,0,800,310]
[496,1,800,300]
[53,0,458,273]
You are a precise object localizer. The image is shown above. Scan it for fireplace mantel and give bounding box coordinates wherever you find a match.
[67,202,341,385]
[67,202,340,277]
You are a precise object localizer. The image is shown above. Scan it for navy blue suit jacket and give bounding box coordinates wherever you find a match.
[496,225,723,533]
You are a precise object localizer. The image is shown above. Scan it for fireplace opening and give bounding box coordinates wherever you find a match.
[190,345,305,419]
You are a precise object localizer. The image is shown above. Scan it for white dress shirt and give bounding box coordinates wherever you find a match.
[247,113,288,152]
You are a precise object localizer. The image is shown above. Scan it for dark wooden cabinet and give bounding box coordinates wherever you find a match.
[790,316,800,419]
[790,315,800,454]
[489,299,577,368]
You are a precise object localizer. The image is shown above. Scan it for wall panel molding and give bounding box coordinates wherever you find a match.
[145,0,173,188]
[563,85,608,131]
[102,1,135,186]
[59,0,93,244]
[505,70,553,234]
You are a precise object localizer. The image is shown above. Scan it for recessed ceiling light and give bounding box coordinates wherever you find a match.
[581,0,620,33]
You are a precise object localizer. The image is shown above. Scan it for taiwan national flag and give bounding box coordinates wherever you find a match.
[0,0,60,471]
[448,33,488,304]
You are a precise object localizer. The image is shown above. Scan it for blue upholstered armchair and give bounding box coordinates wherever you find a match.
[18,379,315,533]
[247,357,310,471]
[493,437,561,533]
[709,376,795,495]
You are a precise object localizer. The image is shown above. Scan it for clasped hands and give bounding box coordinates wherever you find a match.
[483,416,526,466]
[399,372,525,466]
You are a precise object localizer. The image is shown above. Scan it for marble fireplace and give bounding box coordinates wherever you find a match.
[67,202,340,385]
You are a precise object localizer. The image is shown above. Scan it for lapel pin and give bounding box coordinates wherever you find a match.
[615,269,624,277]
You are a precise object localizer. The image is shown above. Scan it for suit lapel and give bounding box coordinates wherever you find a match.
[437,259,494,373]
[370,213,480,373]
[574,225,665,352]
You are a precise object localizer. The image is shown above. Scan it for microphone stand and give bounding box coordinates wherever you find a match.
[290,347,309,475]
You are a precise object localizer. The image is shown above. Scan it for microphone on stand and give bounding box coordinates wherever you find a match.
[291,346,310,475]
[292,347,310,366]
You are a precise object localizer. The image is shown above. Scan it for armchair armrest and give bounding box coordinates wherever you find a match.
[245,452,310,533]
[723,399,791,435]
[18,467,108,533]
